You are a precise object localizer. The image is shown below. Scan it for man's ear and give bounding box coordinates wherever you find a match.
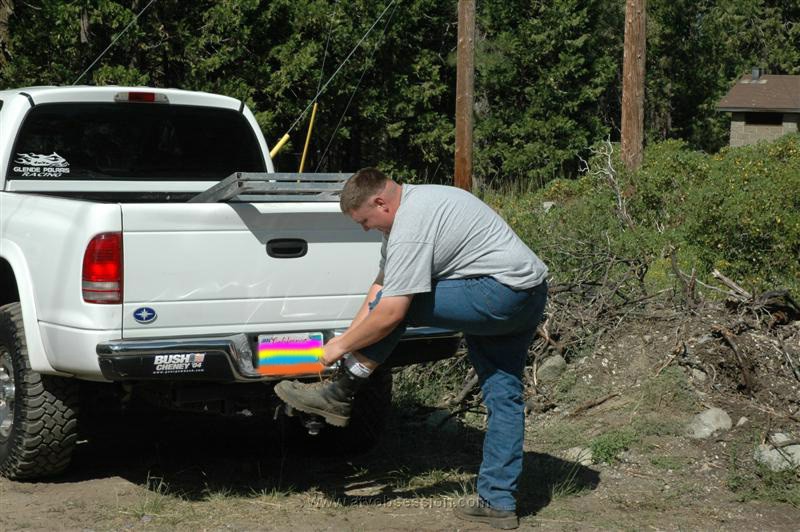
[373,195,388,209]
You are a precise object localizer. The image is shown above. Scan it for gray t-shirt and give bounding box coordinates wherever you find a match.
[379,184,548,297]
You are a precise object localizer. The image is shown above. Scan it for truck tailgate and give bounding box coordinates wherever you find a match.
[120,202,379,338]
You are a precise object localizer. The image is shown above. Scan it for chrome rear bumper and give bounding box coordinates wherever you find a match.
[96,327,461,382]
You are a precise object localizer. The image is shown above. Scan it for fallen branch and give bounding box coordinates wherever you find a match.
[447,372,479,407]
[766,433,800,467]
[436,405,485,428]
[536,318,564,354]
[693,278,739,298]
[753,290,800,327]
[656,339,686,377]
[712,325,755,394]
[711,269,752,301]
[569,392,620,417]
[752,403,800,424]
[605,288,672,313]
[670,249,696,308]
[768,436,800,449]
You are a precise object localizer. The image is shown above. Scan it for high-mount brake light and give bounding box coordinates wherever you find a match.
[82,233,123,304]
[113,91,169,103]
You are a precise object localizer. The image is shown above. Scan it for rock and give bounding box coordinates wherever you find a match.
[564,446,593,466]
[691,368,707,383]
[754,433,800,472]
[736,416,748,427]
[685,407,732,439]
[542,201,555,213]
[537,355,567,383]
[425,410,460,433]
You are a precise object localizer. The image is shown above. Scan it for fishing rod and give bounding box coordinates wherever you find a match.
[270,0,396,159]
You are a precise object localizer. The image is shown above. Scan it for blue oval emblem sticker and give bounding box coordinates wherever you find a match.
[133,307,157,324]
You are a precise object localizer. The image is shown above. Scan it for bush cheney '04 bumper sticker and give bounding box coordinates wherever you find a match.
[152,353,207,374]
[13,152,70,177]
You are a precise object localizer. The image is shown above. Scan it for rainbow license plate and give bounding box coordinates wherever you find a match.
[257,332,324,376]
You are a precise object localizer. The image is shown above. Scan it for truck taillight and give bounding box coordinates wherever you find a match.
[82,233,123,304]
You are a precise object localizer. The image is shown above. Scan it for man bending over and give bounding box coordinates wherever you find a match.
[276,167,548,529]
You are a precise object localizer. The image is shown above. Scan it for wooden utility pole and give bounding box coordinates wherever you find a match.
[454,0,475,191]
[621,0,646,171]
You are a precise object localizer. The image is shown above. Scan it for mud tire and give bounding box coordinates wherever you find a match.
[0,303,79,480]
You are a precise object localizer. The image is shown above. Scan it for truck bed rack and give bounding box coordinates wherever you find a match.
[189,172,350,203]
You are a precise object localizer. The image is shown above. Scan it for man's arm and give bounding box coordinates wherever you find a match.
[347,271,385,331]
[323,292,411,365]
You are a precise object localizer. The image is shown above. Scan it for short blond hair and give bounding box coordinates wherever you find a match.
[340,167,390,213]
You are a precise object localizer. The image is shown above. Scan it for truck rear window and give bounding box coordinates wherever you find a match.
[9,103,266,180]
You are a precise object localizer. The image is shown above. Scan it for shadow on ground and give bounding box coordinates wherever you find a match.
[49,404,599,518]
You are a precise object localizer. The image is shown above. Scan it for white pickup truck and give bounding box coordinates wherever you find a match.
[0,86,459,480]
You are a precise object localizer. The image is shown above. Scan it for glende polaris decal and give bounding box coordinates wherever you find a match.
[13,152,71,177]
[152,353,207,374]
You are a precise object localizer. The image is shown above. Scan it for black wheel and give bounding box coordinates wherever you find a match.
[0,303,79,480]
[336,367,392,449]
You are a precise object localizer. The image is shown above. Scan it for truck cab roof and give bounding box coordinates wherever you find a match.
[0,86,243,110]
[0,85,272,190]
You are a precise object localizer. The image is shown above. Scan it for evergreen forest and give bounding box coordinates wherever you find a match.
[2,0,798,184]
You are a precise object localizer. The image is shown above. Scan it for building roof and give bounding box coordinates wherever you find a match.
[717,74,800,113]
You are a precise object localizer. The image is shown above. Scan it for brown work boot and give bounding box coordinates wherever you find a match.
[274,366,366,427]
[454,497,519,530]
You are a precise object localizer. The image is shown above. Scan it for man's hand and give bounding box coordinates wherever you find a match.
[321,337,346,366]
[322,294,412,366]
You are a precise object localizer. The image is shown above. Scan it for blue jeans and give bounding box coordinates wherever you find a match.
[359,277,548,511]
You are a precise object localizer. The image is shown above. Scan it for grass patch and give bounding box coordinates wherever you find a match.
[530,418,593,450]
[367,465,474,501]
[581,397,684,465]
[119,474,191,526]
[251,482,296,500]
[631,415,683,437]
[201,485,234,502]
[552,373,611,408]
[131,475,173,518]
[549,460,591,499]
[589,429,639,464]
[553,370,578,402]
[649,455,689,471]
[517,452,600,514]
[392,467,460,492]
[727,442,800,507]
[640,366,698,413]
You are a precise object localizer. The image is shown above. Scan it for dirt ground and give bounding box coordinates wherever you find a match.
[2,302,799,531]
